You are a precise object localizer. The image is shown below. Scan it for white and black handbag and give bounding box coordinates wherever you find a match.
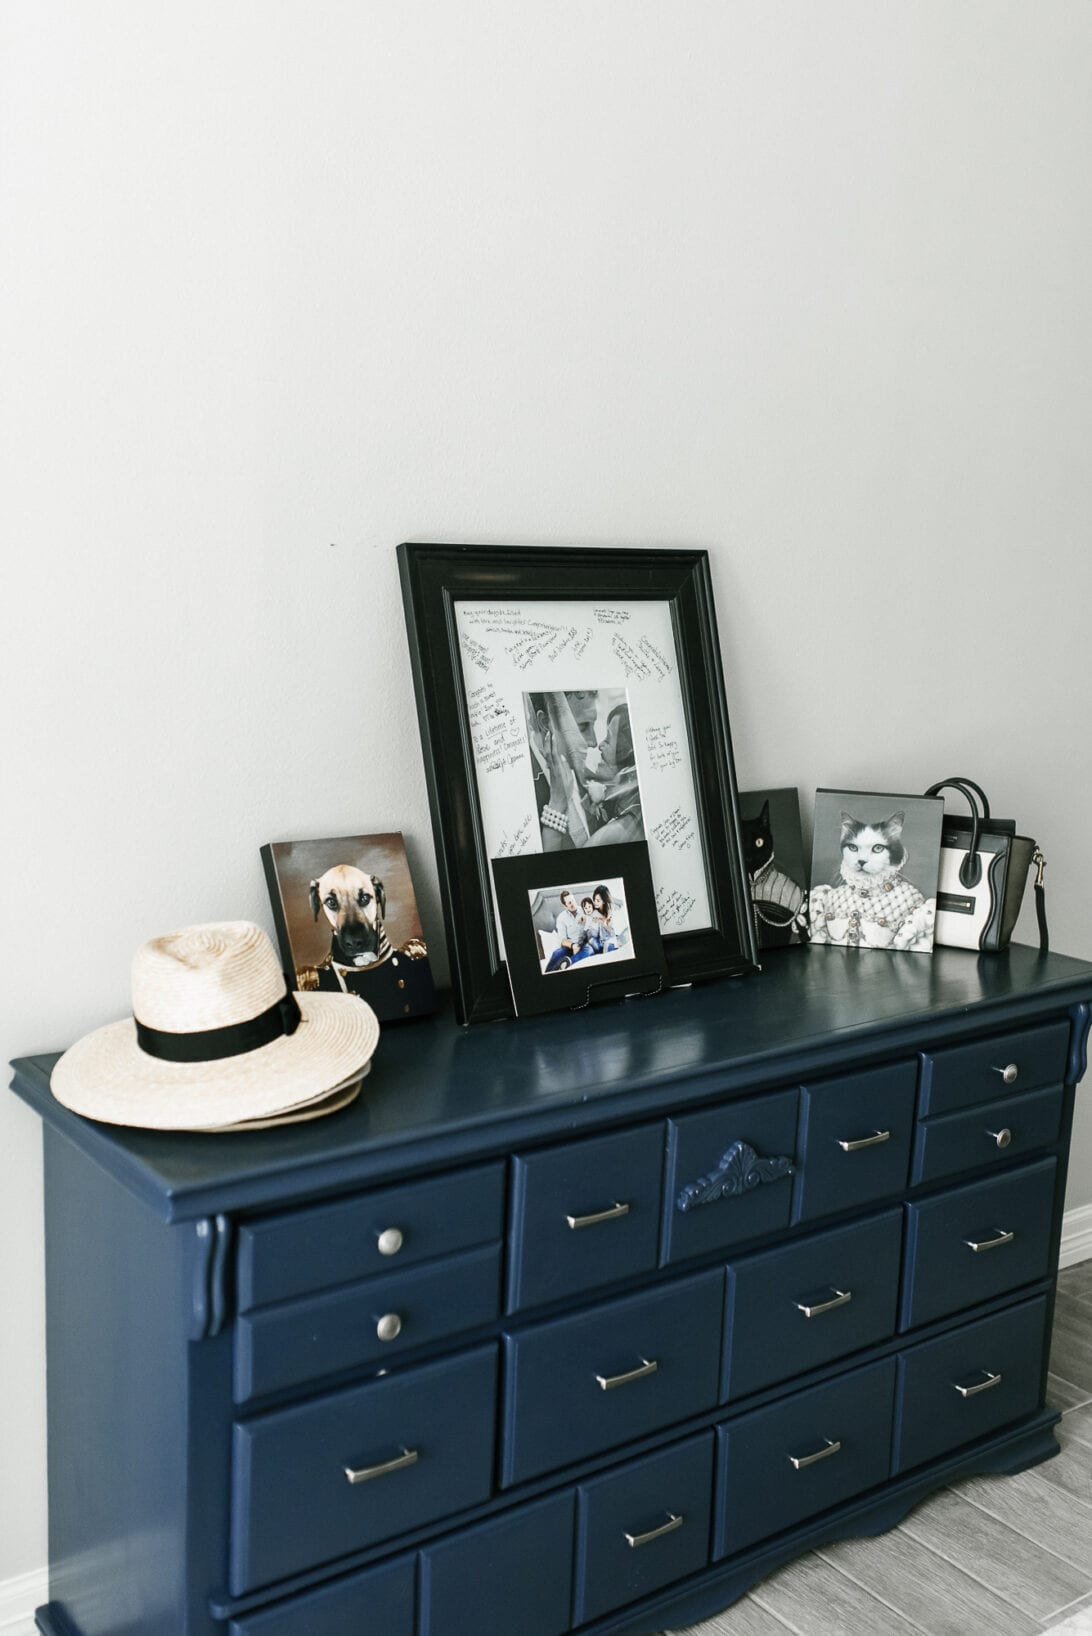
[925,778,1047,953]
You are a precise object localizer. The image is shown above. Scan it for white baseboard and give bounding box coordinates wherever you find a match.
[0,1565,46,1634]
[1060,1200,1092,1269]
[0,1208,1088,1634]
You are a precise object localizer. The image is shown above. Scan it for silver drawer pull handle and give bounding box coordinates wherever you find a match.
[376,1312,403,1343]
[596,1356,658,1391]
[987,1127,1013,1149]
[344,1446,419,1484]
[954,1370,1003,1399]
[789,1438,842,1470]
[377,1227,404,1257]
[567,1201,631,1230]
[625,1512,684,1548]
[994,1063,1019,1085]
[837,1130,891,1152]
[795,1287,852,1318]
[964,1229,1015,1252]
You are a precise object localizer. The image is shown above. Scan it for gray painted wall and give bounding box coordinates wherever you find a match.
[3,0,1090,1584]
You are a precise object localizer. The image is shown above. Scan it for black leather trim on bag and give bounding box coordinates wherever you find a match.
[924,777,1047,954]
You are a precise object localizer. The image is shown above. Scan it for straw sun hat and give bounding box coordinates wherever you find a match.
[51,921,380,1131]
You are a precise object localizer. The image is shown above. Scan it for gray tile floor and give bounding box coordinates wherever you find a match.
[671,1259,1092,1636]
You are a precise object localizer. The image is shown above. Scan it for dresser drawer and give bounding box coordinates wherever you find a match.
[911,1086,1064,1188]
[893,1296,1049,1473]
[663,1090,798,1265]
[501,1271,723,1487]
[794,1062,917,1223]
[508,1123,664,1312]
[723,1211,903,1401]
[918,1021,1069,1116]
[574,1433,715,1625]
[716,1359,897,1557]
[227,1556,415,1636]
[236,1163,506,1309]
[229,1346,498,1594]
[901,1159,1057,1330]
[235,1243,503,1402]
[420,1491,575,1636]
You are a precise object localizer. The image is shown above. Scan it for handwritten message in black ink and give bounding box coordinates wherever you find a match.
[637,636,672,679]
[651,807,698,853]
[467,682,526,775]
[611,634,653,680]
[460,635,493,674]
[496,813,535,858]
[458,607,599,672]
[655,885,699,928]
[644,725,683,772]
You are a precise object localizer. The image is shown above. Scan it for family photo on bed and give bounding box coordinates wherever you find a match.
[529,876,635,976]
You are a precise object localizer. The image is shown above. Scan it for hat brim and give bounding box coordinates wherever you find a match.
[191,1066,368,1132]
[50,991,380,1131]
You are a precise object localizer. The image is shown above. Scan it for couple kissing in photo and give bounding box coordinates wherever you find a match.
[527,690,644,850]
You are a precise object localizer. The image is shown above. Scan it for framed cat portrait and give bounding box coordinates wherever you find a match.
[809,789,944,953]
[739,788,808,948]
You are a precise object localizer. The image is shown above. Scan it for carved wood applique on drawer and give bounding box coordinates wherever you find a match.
[675,1138,794,1212]
[663,1089,799,1263]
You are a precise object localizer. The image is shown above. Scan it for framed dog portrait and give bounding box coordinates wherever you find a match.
[808,790,944,954]
[261,832,437,1022]
[491,841,667,1017]
[399,543,758,1023]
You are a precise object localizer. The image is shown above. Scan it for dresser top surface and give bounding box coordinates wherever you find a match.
[11,943,1092,1222]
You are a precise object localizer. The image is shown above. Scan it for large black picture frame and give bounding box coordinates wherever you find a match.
[398,542,759,1024]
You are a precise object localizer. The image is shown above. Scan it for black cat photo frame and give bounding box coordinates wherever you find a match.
[398,543,759,1024]
[739,787,808,949]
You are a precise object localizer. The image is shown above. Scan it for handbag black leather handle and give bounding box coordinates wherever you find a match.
[924,778,987,887]
[924,777,990,819]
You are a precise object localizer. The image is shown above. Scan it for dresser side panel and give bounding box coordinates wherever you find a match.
[42,1127,210,1636]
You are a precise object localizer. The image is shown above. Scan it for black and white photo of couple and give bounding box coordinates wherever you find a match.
[530,878,634,976]
[525,689,645,851]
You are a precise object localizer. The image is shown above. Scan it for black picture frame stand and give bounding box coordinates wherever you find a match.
[564,970,665,1012]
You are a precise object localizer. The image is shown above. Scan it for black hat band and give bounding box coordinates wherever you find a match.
[134,990,302,1064]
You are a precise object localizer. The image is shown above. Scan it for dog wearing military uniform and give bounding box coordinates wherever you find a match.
[295,864,436,1022]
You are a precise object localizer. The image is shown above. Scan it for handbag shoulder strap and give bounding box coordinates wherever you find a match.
[1034,849,1049,953]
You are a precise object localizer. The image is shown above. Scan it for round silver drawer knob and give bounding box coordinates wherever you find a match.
[994,1063,1019,1085]
[376,1312,403,1342]
[377,1227,404,1257]
[988,1127,1012,1149]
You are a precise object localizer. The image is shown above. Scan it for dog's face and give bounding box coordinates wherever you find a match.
[310,865,387,964]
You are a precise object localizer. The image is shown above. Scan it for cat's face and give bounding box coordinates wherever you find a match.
[839,812,906,879]
[743,800,773,877]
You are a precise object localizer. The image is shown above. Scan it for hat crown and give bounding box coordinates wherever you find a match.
[131,922,285,1034]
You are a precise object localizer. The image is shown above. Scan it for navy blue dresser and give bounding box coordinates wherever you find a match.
[12,944,1092,1636]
